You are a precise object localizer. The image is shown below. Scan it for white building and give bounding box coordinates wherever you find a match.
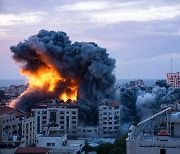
[127,107,180,154]
[21,116,35,146]
[0,105,35,147]
[32,100,78,138]
[98,102,120,138]
[77,126,99,138]
[167,72,180,87]
[36,126,85,154]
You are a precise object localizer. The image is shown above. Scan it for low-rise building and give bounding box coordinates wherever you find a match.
[36,126,84,154]
[77,126,98,138]
[127,107,180,154]
[129,79,144,87]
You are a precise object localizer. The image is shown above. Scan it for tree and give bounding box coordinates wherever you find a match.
[97,143,113,154]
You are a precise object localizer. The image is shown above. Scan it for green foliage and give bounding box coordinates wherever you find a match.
[109,147,125,154]
[97,143,114,154]
[86,134,128,154]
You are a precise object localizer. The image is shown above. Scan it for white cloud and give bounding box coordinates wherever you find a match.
[0,12,44,26]
[90,5,180,24]
[56,1,180,24]
[56,1,109,11]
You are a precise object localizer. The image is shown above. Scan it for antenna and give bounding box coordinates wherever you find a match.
[171,57,172,73]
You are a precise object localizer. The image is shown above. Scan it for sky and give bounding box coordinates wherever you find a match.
[0,0,180,80]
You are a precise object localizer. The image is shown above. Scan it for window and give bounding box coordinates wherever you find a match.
[160,149,166,154]
[72,111,76,114]
[47,143,51,146]
[60,116,64,119]
[52,143,55,146]
[114,126,119,129]
[72,121,76,124]
[72,116,76,119]
[60,121,64,124]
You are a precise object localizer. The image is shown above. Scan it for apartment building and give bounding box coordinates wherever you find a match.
[167,72,180,87]
[0,106,18,142]
[32,100,78,138]
[98,102,120,138]
[126,107,180,154]
[0,105,35,147]
[21,116,35,146]
[129,79,144,87]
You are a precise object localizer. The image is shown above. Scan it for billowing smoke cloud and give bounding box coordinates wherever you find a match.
[10,30,116,124]
[119,80,180,126]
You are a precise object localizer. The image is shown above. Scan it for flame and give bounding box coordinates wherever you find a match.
[20,62,78,102]
[60,84,78,102]
[21,64,64,92]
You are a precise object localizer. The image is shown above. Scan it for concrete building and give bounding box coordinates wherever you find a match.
[36,126,84,154]
[21,116,35,146]
[126,107,180,154]
[32,99,78,138]
[167,72,180,87]
[98,102,120,138]
[0,106,19,142]
[0,105,35,148]
[7,85,27,97]
[77,126,99,138]
[129,79,144,87]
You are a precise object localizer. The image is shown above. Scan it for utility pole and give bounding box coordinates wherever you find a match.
[171,57,173,73]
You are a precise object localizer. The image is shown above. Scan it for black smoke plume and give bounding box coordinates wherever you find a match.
[10,30,116,124]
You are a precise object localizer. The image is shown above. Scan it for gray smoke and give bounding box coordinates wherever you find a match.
[119,80,180,125]
[10,30,116,124]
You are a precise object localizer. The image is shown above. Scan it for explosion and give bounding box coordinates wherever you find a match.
[10,29,116,117]
[20,57,77,102]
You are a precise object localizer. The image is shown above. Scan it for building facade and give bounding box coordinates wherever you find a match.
[0,105,35,149]
[129,79,144,87]
[21,116,35,146]
[98,102,120,138]
[77,126,99,138]
[167,72,180,87]
[127,107,180,154]
[32,102,78,138]
[0,110,18,142]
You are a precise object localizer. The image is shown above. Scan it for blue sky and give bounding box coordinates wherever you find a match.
[0,0,180,79]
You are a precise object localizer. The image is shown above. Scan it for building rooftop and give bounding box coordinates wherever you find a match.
[32,102,78,109]
[157,129,170,136]
[15,147,51,154]
[109,102,120,107]
[0,105,25,117]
